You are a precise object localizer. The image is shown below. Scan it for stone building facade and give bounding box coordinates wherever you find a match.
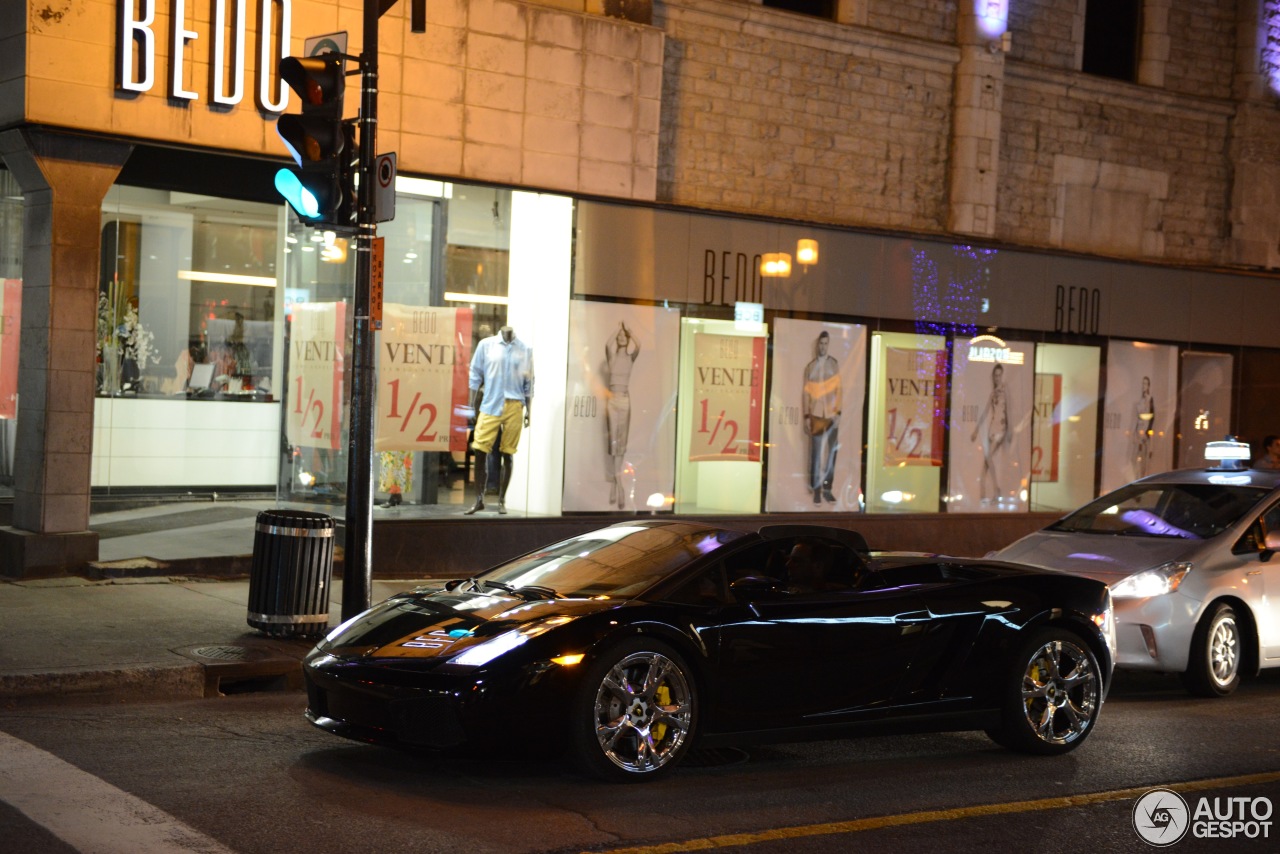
[1,0,1279,574]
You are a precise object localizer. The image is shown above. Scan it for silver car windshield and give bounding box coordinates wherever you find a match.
[481,525,744,598]
[1048,484,1269,539]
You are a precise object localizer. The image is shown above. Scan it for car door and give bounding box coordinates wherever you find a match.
[1248,502,1280,661]
[707,538,932,733]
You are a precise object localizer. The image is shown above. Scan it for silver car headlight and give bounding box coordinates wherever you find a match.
[1110,561,1192,600]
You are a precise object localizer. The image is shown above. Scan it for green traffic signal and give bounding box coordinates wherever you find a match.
[273,53,354,227]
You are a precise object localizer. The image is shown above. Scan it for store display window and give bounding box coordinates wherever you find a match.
[674,317,768,514]
[1029,342,1100,512]
[1100,341,1178,494]
[1178,352,1233,468]
[865,331,947,513]
[946,335,1034,512]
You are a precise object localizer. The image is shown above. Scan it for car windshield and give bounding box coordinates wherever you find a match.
[478,524,744,599]
[1047,483,1269,539]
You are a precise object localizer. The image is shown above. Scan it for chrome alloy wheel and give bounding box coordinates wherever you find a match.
[592,650,693,774]
[1208,613,1240,690]
[1020,638,1099,746]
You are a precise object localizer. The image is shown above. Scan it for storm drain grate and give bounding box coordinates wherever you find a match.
[174,643,306,697]
[188,645,256,662]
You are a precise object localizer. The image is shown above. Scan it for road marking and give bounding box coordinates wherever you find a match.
[0,730,236,854]
[595,770,1280,853]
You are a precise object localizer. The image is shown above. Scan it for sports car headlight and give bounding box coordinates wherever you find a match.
[451,616,576,668]
[1110,561,1192,600]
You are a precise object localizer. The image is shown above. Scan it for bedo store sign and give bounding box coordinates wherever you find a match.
[116,0,292,111]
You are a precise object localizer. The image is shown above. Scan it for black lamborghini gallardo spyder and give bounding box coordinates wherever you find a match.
[303,521,1114,781]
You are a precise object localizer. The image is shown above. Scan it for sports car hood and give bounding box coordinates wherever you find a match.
[313,589,618,662]
[994,530,1202,583]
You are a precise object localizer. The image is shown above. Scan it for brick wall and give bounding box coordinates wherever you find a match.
[865,0,955,43]
[1007,0,1082,72]
[998,65,1232,261]
[656,0,955,231]
[1163,0,1236,99]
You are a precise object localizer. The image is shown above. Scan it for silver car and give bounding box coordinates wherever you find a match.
[993,464,1280,697]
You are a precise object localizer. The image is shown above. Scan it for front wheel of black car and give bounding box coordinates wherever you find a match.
[569,637,697,782]
[987,628,1101,755]
[1181,603,1241,698]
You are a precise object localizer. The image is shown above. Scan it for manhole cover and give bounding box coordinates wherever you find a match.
[188,645,254,661]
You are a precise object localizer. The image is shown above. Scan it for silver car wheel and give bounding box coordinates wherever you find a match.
[592,650,693,775]
[1020,638,1099,746]
[1208,613,1240,689]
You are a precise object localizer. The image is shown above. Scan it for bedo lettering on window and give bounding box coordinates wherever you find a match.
[116,0,291,111]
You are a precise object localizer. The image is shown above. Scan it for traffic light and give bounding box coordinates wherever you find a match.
[273,54,355,228]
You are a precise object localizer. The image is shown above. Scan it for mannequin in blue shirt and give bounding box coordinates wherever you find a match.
[464,326,533,515]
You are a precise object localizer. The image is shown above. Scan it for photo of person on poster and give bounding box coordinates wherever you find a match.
[605,321,640,508]
[803,330,842,504]
[765,318,866,513]
[1132,375,1155,477]
[971,363,1012,506]
[562,302,678,513]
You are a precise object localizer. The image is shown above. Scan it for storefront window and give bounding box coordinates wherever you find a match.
[946,335,1034,512]
[278,182,578,518]
[94,186,283,491]
[1100,340,1178,493]
[865,331,947,513]
[0,169,20,492]
[1178,351,1233,468]
[1029,342,1100,512]
[674,317,768,514]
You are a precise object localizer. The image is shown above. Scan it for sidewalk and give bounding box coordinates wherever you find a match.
[0,574,428,708]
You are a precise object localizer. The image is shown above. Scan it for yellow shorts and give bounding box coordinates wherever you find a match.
[472,399,524,454]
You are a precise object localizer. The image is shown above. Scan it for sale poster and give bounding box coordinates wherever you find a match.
[947,338,1033,511]
[1031,373,1063,483]
[881,347,944,467]
[286,301,345,450]
[689,332,765,462]
[766,319,866,512]
[0,279,19,420]
[374,304,473,453]
[562,302,680,512]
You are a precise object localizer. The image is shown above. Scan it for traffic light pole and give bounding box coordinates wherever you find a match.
[341,0,381,621]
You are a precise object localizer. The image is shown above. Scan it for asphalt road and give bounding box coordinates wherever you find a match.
[1,670,1279,853]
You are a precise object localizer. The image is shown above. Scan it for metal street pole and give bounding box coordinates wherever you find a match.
[341,0,381,621]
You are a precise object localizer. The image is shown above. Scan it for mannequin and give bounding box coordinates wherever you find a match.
[464,325,534,515]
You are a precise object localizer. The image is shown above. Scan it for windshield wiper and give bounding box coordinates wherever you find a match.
[513,585,562,600]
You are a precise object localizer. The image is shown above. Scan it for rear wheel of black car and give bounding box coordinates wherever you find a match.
[1181,603,1241,698]
[987,628,1101,755]
[569,637,697,782]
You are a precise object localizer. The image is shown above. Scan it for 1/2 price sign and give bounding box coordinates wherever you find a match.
[286,302,346,449]
[375,304,472,453]
[689,332,765,462]
[882,347,945,467]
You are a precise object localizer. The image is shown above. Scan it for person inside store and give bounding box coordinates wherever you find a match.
[1254,435,1280,471]
[464,325,534,515]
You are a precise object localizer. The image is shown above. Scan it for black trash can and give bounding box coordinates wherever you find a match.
[247,510,335,639]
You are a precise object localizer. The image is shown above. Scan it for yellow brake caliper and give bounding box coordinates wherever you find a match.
[653,684,671,743]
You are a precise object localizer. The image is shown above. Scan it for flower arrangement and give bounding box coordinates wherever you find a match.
[97,281,159,393]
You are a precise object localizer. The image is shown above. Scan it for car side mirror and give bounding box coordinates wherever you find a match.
[730,576,787,602]
[1262,531,1280,561]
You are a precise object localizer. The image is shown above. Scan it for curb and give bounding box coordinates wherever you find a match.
[0,661,207,708]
